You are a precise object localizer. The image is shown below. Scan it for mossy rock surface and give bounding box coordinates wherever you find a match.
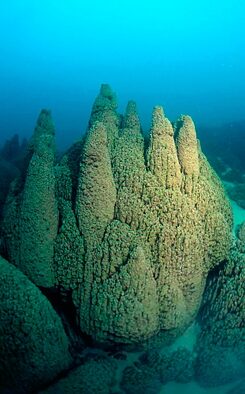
[1,85,233,347]
[195,241,245,387]
[40,356,117,394]
[0,256,72,393]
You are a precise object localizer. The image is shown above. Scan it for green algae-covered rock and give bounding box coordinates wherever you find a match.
[0,256,72,393]
[2,109,58,287]
[76,120,117,245]
[89,83,120,152]
[19,110,58,287]
[147,106,181,188]
[195,240,245,386]
[71,87,232,345]
[1,85,233,347]
[40,356,117,394]
[121,364,162,394]
[54,142,85,291]
[120,347,194,393]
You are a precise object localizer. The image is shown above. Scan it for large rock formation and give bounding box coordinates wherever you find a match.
[1,85,233,347]
[0,256,72,393]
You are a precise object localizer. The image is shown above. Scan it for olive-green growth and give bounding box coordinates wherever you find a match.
[1,85,233,347]
[19,110,58,287]
[40,357,117,394]
[89,84,119,151]
[2,110,58,288]
[147,106,181,188]
[0,256,72,393]
[175,115,199,176]
[76,121,117,244]
[195,240,245,387]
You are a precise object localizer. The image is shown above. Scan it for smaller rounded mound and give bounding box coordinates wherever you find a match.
[0,256,72,393]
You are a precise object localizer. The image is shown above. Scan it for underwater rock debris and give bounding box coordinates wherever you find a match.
[1,84,233,347]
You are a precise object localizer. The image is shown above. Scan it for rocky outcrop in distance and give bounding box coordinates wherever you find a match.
[0,134,28,220]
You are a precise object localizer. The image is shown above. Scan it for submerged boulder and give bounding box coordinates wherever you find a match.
[1,85,233,347]
[0,256,72,393]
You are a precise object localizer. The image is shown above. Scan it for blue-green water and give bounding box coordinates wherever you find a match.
[0,1,245,149]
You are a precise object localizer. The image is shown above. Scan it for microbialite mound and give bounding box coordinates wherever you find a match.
[0,255,72,393]
[195,235,245,387]
[1,84,233,348]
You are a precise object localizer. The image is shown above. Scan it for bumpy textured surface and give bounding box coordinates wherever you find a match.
[40,356,117,394]
[2,110,58,287]
[121,365,162,394]
[120,348,194,393]
[76,120,117,244]
[175,115,200,176]
[1,84,233,346]
[54,140,85,291]
[195,240,245,387]
[0,256,72,393]
[141,348,194,384]
[72,85,232,344]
